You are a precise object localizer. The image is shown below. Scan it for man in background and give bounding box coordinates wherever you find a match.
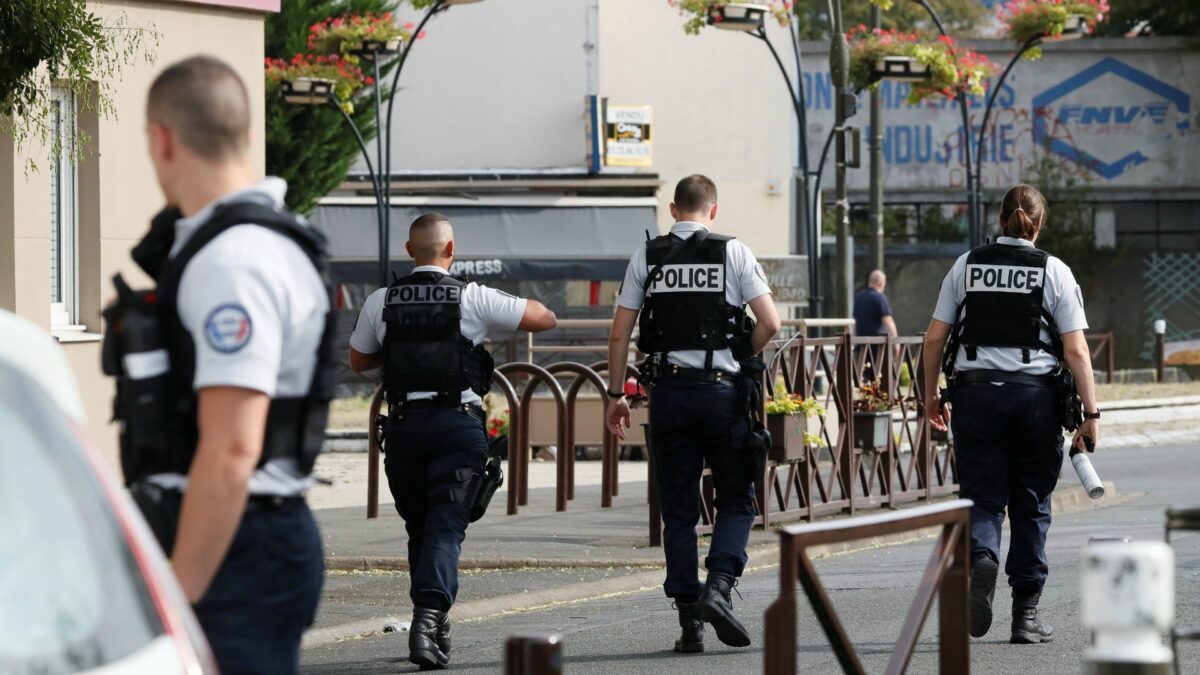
[854,270,898,338]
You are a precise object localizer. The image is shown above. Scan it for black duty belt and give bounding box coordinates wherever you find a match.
[955,369,1055,388]
[659,365,736,386]
[400,400,486,425]
[246,494,305,511]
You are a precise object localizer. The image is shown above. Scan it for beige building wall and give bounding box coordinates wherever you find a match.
[0,0,268,471]
[598,1,796,256]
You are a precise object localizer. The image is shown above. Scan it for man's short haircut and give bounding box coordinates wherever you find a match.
[673,174,718,213]
[409,212,453,259]
[146,55,251,161]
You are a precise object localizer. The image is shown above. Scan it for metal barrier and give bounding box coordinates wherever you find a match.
[763,499,973,674]
[1087,332,1116,384]
[499,363,570,513]
[504,635,562,675]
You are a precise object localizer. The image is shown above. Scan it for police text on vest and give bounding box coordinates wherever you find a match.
[648,264,725,294]
[385,285,462,304]
[965,264,1044,294]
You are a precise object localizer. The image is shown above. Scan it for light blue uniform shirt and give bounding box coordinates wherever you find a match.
[933,236,1089,376]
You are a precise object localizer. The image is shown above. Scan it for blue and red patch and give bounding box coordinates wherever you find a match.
[205,304,254,354]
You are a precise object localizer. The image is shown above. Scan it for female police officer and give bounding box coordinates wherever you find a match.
[922,184,1100,645]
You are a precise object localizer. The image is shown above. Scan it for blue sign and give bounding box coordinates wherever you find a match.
[1032,57,1191,180]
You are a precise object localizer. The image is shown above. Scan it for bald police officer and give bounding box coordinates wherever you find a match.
[105,56,332,673]
[349,213,556,670]
[923,184,1099,645]
[606,175,781,654]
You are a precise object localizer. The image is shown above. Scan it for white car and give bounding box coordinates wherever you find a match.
[0,310,215,674]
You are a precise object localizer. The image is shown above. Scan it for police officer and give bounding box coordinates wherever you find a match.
[922,184,1099,644]
[606,175,781,653]
[348,213,556,670]
[108,56,332,673]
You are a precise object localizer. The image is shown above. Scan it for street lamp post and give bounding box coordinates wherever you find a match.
[827,0,853,319]
[706,4,821,318]
[282,0,475,290]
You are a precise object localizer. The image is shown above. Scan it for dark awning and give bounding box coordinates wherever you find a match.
[311,198,656,282]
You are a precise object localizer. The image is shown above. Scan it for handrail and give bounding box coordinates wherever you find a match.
[764,499,973,674]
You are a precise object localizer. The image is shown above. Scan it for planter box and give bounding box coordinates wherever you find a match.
[707,3,769,32]
[281,77,335,105]
[872,56,930,83]
[853,411,892,450]
[767,413,808,462]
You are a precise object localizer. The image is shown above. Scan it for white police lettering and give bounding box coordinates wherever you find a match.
[648,264,725,294]
[384,285,462,305]
[965,264,1044,294]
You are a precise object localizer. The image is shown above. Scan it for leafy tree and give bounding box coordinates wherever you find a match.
[265,0,399,214]
[1092,0,1200,37]
[792,0,987,40]
[0,0,156,170]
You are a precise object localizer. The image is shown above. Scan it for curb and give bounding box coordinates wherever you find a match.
[1103,426,1200,449]
[304,480,1119,649]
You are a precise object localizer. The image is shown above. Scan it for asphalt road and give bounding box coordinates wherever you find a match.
[301,443,1200,674]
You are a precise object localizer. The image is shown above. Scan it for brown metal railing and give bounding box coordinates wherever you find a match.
[763,499,973,674]
[1086,332,1116,384]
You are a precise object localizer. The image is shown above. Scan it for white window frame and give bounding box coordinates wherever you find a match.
[49,88,81,333]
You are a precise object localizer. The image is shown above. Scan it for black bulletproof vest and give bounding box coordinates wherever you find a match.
[381,271,493,406]
[636,232,743,362]
[956,243,1057,362]
[135,201,337,479]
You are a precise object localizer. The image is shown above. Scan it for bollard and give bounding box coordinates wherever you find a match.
[1154,320,1166,383]
[1082,541,1175,674]
[504,635,562,675]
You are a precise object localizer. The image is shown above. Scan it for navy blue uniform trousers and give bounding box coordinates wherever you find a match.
[951,381,1064,592]
[193,499,324,675]
[385,408,487,611]
[649,379,757,601]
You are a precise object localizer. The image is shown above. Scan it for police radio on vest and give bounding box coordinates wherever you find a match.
[649,264,725,294]
[965,264,1044,293]
[386,285,462,305]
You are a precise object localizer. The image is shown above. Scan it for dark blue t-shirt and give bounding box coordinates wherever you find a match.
[854,288,892,336]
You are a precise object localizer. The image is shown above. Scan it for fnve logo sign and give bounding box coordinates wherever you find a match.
[1032,57,1191,180]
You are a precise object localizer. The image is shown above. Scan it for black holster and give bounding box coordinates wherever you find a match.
[464,453,504,522]
[708,358,770,493]
[1056,369,1083,432]
[128,480,181,554]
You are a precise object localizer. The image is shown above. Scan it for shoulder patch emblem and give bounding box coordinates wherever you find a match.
[754,263,768,283]
[205,304,253,354]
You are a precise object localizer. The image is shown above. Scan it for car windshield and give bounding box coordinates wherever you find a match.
[0,363,163,674]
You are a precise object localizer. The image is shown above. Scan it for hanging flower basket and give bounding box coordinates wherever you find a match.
[997,0,1108,59]
[847,27,995,104]
[265,54,373,113]
[670,0,791,36]
[309,12,412,58]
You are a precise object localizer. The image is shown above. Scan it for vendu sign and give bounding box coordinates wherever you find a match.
[800,38,1198,193]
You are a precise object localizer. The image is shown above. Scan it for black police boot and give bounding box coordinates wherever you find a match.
[673,601,705,654]
[409,607,450,670]
[1010,590,1054,644]
[436,611,452,656]
[969,553,999,638]
[693,572,751,648]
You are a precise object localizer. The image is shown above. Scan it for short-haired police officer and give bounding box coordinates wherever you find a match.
[348,213,557,670]
[105,56,333,673]
[923,184,1099,645]
[606,175,781,654]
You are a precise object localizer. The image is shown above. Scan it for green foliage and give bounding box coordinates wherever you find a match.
[264,0,399,215]
[1093,0,1200,37]
[792,0,987,40]
[670,0,792,35]
[847,28,993,103]
[0,0,156,170]
[309,12,410,56]
[996,0,1109,60]
[1022,155,1124,294]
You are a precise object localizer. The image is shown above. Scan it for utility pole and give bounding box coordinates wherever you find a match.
[828,0,853,318]
[868,3,884,275]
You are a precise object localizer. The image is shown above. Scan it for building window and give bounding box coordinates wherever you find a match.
[49,88,80,330]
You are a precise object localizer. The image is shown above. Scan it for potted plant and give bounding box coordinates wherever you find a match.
[853,381,895,450]
[266,53,374,112]
[847,27,994,104]
[997,0,1108,59]
[670,0,792,36]
[765,383,825,462]
[308,13,412,59]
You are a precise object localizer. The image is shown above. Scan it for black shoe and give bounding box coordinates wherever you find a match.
[435,611,452,656]
[1011,591,1054,644]
[409,607,450,670]
[969,554,999,638]
[673,601,705,654]
[693,572,751,648]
